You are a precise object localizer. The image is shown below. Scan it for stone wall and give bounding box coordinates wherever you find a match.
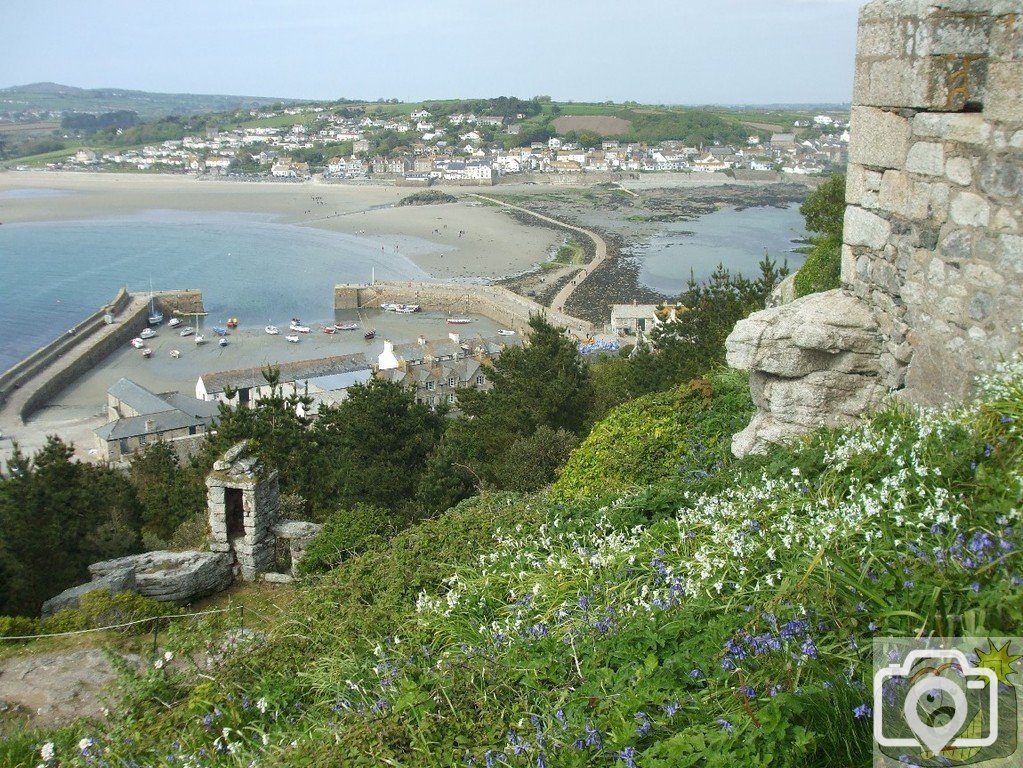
[727,0,1022,455]
[335,281,594,336]
[845,0,1022,406]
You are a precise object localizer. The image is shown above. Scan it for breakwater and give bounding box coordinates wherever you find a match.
[335,282,594,336]
[0,289,205,424]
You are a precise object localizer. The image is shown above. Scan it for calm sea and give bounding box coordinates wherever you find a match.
[0,209,431,371]
[635,205,807,296]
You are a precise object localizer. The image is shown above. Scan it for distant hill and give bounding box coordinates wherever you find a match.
[0,82,296,120]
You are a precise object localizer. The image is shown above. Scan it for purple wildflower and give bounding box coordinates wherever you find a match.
[716,718,734,733]
[854,704,872,719]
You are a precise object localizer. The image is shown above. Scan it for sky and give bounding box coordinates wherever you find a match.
[3,0,865,105]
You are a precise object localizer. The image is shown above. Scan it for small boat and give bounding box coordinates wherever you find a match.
[219,337,229,347]
[226,317,239,329]
[285,334,301,343]
[321,326,336,334]
[395,306,416,314]
[380,303,399,311]
[334,322,358,331]
[497,329,516,336]
[289,319,311,333]
[179,327,195,337]
[140,327,157,339]
[141,347,153,358]
[195,334,206,345]
[447,317,472,325]
[213,326,228,336]
[147,281,163,325]
[364,328,376,340]
[265,325,280,335]
[168,317,181,328]
[169,349,181,358]
[130,337,145,349]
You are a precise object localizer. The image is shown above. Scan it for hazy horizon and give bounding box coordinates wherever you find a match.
[4,0,865,106]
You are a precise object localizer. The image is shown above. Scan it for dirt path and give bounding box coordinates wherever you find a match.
[0,648,141,729]
[469,194,609,315]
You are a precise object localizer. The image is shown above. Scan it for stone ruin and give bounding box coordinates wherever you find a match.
[727,0,1023,456]
[42,441,322,616]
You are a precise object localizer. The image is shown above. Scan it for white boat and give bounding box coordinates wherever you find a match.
[381,303,399,311]
[141,347,153,358]
[395,305,416,314]
[147,280,163,325]
[265,325,280,335]
[179,327,195,337]
[140,327,157,340]
[289,319,311,333]
[334,322,358,331]
[447,317,472,325]
[497,329,516,336]
[195,334,206,345]
[130,337,145,349]
[169,349,181,358]
[219,337,228,347]
[168,317,181,328]
[285,334,301,343]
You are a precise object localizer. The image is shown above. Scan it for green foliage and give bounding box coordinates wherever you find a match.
[417,315,593,512]
[0,615,40,640]
[40,590,175,635]
[794,174,845,297]
[129,442,206,541]
[492,425,580,494]
[550,369,752,501]
[10,358,1023,768]
[0,437,143,616]
[297,503,396,575]
[630,256,787,394]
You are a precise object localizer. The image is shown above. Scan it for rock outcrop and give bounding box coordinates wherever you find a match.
[726,290,886,456]
[89,551,233,603]
[41,568,136,617]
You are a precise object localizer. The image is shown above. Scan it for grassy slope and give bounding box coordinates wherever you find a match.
[4,361,1020,766]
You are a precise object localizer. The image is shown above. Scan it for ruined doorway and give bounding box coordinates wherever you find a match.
[226,487,245,540]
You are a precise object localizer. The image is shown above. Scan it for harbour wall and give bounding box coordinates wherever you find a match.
[335,282,594,336]
[0,288,130,413]
[1,289,206,424]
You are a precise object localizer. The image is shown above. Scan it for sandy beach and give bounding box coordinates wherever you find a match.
[0,171,564,280]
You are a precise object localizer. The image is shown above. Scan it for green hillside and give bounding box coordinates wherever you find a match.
[3,354,1020,767]
[0,82,295,120]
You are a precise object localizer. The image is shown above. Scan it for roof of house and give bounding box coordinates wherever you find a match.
[108,377,175,416]
[96,379,218,442]
[198,353,370,395]
[611,304,660,321]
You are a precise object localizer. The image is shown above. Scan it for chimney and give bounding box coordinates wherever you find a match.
[418,335,427,346]
[448,332,460,345]
[145,419,156,434]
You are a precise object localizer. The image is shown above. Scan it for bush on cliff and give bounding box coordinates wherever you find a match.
[549,368,752,502]
[793,174,845,298]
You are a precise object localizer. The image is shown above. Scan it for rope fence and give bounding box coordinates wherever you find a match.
[0,606,242,642]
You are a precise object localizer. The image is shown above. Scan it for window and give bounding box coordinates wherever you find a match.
[426,381,434,391]
[448,393,455,403]
[448,377,456,387]
[476,375,485,385]
[189,426,197,436]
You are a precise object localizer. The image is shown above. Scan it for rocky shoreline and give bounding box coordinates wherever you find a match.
[495,182,813,324]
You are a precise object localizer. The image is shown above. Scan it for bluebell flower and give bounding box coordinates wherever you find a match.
[739,686,756,699]
[1001,415,1013,424]
[800,637,818,659]
[584,724,602,749]
[616,746,638,768]
[716,718,734,733]
[635,711,652,736]
[689,668,704,679]
[571,739,585,750]
[853,704,872,719]
[662,701,680,717]
[971,581,981,593]
[903,580,915,590]
[536,752,547,768]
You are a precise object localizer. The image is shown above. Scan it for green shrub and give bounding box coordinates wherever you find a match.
[793,232,841,297]
[550,368,752,501]
[0,615,40,641]
[296,503,396,576]
[41,590,175,635]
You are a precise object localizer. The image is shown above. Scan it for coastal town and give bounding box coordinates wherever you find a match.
[46,105,849,181]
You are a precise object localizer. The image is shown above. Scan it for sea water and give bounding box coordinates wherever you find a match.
[0,210,431,371]
[635,205,807,296]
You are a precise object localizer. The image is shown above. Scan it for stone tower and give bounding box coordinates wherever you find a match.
[727,0,1023,456]
[206,441,279,580]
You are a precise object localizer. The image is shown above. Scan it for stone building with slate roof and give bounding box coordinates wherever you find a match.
[94,378,219,462]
